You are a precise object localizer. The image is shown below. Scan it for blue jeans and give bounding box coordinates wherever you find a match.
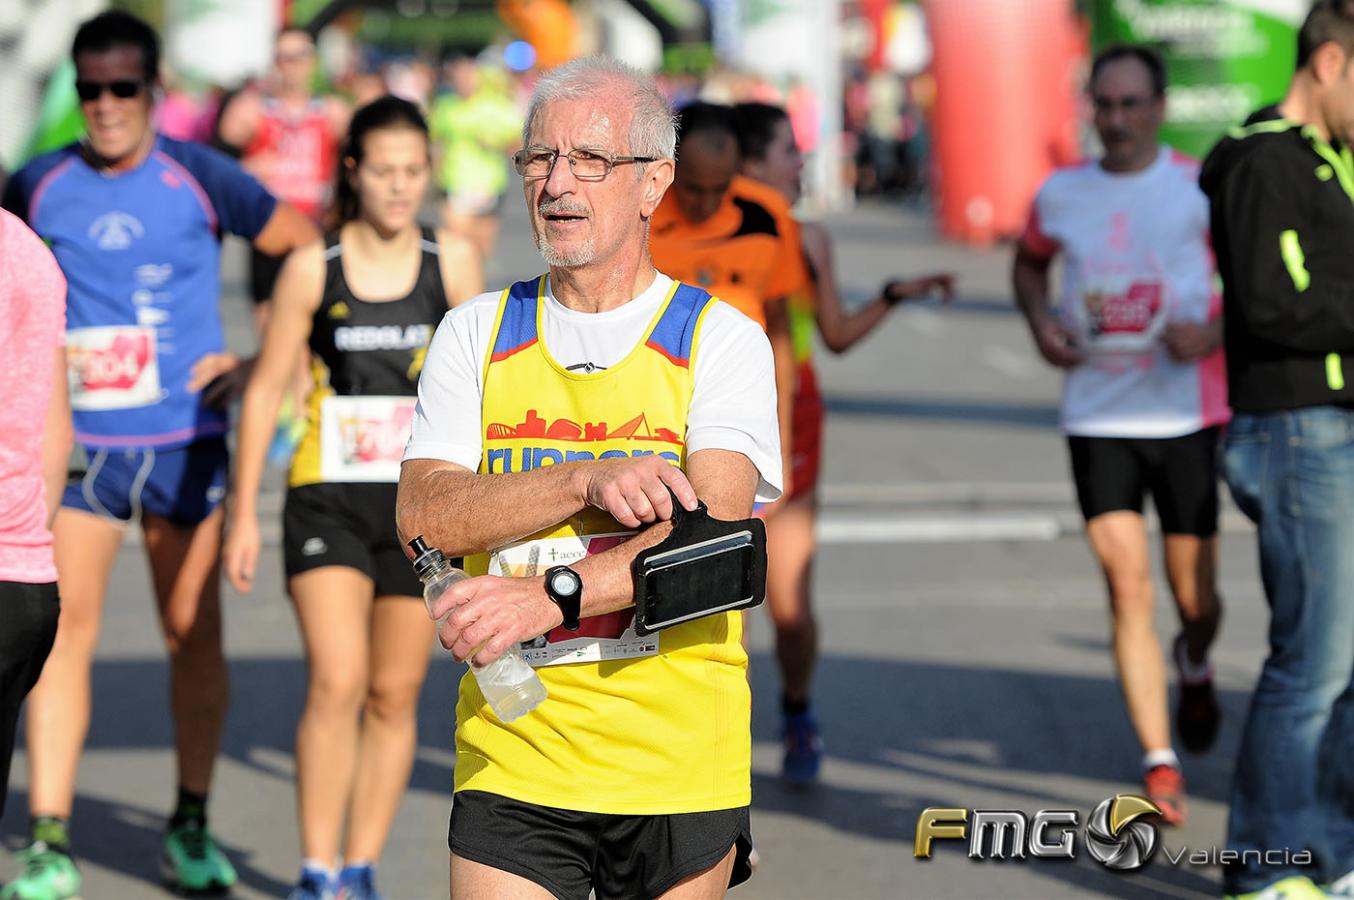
[1222,407,1354,892]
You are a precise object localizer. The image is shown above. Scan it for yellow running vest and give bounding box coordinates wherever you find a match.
[455,275,751,814]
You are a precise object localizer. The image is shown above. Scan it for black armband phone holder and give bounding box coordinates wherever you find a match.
[631,490,767,636]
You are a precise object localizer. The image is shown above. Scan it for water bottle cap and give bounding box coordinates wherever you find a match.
[407,535,446,579]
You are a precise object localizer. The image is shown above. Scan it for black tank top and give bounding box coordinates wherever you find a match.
[289,225,449,487]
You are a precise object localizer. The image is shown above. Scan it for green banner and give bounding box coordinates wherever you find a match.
[1091,0,1305,158]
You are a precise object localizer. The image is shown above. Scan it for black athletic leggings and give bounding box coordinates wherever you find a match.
[0,581,58,818]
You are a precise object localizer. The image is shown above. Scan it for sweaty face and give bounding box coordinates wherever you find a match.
[744,117,803,204]
[1091,57,1164,172]
[76,45,154,168]
[671,133,738,224]
[523,98,651,270]
[352,127,430,235]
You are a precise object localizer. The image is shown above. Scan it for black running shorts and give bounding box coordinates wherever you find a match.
[0,581,59,818]
[448,790,754,900]
[1067,426,1221,536]
[282,482,423,597]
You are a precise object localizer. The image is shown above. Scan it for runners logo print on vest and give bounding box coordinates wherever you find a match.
[88,211,145,250]
[484,409,683,474]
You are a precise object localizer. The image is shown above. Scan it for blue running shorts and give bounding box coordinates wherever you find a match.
[63,437,229,526]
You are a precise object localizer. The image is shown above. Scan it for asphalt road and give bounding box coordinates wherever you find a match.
[1,194,1270,899]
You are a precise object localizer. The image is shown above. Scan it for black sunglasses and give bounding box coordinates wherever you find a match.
[75,80,145,102]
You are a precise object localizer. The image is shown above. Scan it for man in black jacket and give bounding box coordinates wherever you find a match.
[1201,2,1354,897]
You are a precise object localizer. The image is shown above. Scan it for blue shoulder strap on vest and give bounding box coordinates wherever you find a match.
[646,282,714,368]
[490,276,543,361]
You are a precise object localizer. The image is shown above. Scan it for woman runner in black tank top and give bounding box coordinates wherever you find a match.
[224,96,482,900]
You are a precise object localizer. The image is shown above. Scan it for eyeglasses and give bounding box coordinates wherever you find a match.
[513,147,656,181]
[75,80,145,102]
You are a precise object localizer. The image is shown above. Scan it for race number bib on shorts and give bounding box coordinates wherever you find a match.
[67,326,162,411]
[489,532,660,667]
[1077,279,1165,355]
[319,395,416,482]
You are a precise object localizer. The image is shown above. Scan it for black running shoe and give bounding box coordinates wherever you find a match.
[1174,634,1220,753]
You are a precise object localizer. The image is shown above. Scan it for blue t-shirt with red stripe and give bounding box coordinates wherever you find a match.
[3,135,277,448]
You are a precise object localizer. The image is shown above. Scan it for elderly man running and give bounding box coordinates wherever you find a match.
[398,57,782,899]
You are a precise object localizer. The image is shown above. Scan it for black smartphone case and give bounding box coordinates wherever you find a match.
[631,492,767,636]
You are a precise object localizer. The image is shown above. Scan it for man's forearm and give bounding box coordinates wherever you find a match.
[572,520,674,616]
[397,461,588,557]
[1012,251,1052,327]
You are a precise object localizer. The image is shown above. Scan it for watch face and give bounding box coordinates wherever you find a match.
[551,569,580,595]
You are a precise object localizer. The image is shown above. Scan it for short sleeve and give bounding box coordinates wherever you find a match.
[1019,190,1059,259]
[686,302,783,502]
[168,140,278,240]
[765,207,804,301]
[404,292,501,469]
[1,209,66,342]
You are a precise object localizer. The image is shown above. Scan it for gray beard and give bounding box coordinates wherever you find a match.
[537,234,597,268]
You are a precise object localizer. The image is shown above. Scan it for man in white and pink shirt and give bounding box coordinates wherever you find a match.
[0,208,71,819]
[1013,44,1228,827]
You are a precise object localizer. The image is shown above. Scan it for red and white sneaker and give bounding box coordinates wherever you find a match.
[1143,763,1187,827]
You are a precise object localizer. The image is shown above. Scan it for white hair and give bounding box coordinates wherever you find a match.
[523,57,676,160]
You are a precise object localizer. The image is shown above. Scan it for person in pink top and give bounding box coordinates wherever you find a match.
[0,209,72,820]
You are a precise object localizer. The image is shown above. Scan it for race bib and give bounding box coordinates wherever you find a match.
[1078,279,1165,355]
[489,532,660,667]
[67,326,161,411]
[319,395,416,483]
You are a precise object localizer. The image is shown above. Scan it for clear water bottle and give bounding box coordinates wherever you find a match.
[408,536,547,722]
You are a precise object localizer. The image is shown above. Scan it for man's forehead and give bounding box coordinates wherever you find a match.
[528,98,631,149]
[75,44,145,76]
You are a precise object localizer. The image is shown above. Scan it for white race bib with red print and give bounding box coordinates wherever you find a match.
[489,532,660,667]
[1077,276,1167,355]
[319,395,416,482]
[66,326,162,411]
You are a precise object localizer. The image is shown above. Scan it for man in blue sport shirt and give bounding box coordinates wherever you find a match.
[1,11,317,898]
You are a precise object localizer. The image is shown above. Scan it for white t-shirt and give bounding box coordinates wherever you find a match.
[405,272,783,501]
[1023,145,1230,438]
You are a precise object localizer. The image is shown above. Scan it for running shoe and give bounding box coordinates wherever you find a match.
[161,821,237,893]
[0,843,80,900]
[1224,875,1327,899]
[288,868,335,900]
[336,864,382,900]
[1173,634,1221,753]
[782,710,823,786]
[1143,763,1187,827]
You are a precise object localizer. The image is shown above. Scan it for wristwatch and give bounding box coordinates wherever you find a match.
[544,565,582,631]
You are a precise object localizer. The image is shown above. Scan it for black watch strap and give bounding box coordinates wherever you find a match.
[544,565,582,631]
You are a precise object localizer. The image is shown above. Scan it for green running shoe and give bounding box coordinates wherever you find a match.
[161,822,236,893]
[0,842,81,900]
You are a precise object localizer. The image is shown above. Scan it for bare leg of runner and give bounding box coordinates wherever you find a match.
[290,566,373,864]
[450,855,556,899]
[1086,511,1170,754]
[143,507,229,795]
[657,846,738,900]
[765,494,818,703]
[1163,534,1221,661]
[25,509,123,817]
[344,595,434,863]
